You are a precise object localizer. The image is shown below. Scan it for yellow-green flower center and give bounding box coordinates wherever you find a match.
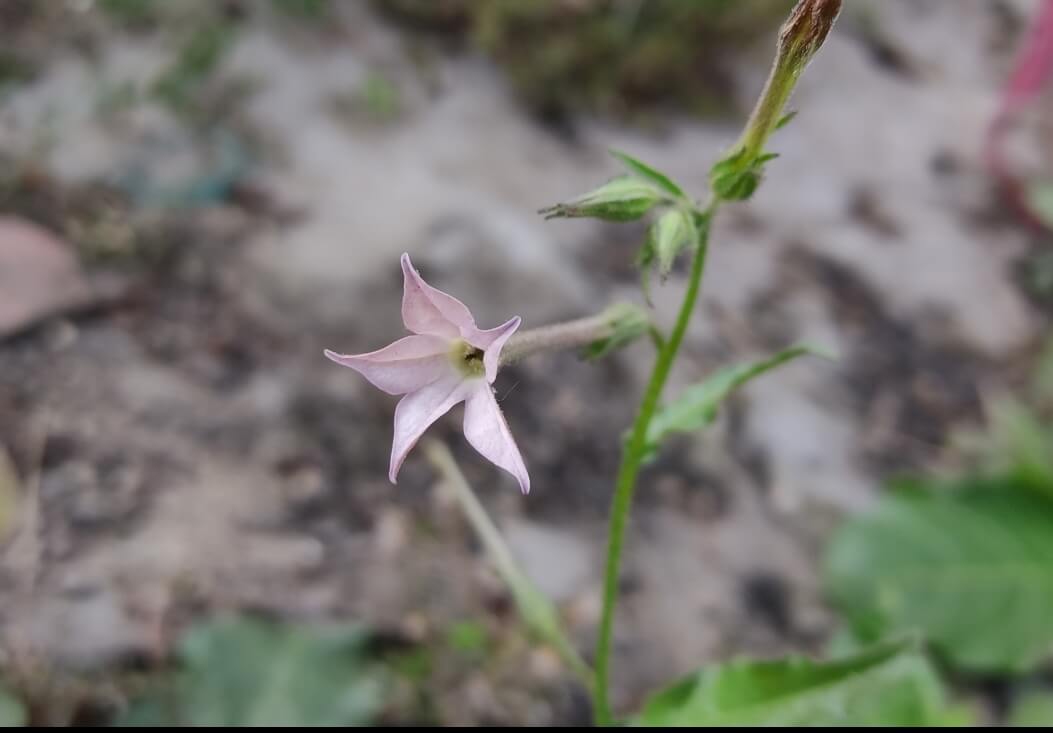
[449,339,486,378]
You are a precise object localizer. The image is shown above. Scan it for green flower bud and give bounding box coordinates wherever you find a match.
[710,0,841,203]
[709,151,776,202]
[652,209,692,278]
[539,176,668,222]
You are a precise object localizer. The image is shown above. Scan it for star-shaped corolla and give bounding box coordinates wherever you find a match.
[325,253,530,494]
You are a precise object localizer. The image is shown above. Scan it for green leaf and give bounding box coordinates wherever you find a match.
[985,400,1053,500]
[651,208,693,278]
[0,686,26,727]
[539,176,667,222]
[825,480,1053,674]
[775,109,798,130]
[633,639,951,726]
[644,344,832,459]
[609,149,686,199]
[1009,691,1053,726]
[117,616,386,726]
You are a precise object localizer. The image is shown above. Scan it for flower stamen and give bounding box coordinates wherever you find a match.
[449,339,486,378]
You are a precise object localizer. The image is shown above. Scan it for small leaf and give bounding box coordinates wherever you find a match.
[634,638,951,726]
[117,616,386,726]
[644,344,832,458]
[539,176,666,222]
[984,399,1053,500]
[609,149,686,199]
[825,479,1053,674]
[775,109,798,130]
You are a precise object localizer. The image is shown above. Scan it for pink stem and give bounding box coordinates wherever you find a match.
[985,0,1053,233]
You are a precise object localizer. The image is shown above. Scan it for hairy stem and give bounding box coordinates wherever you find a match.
[593,204,716,725]
[739,0,843,160]
[500,306,636,366]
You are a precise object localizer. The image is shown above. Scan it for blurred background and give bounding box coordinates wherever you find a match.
[0,0,1051,726]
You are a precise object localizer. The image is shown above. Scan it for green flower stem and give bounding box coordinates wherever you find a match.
[424,440,595,695]
[593,203,717,726]
[737,59,798,162]
[739,0,842,161]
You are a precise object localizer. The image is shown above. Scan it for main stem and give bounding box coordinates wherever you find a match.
[593,205,716,725]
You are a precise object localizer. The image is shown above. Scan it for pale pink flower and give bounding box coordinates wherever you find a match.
[325,253,530,494]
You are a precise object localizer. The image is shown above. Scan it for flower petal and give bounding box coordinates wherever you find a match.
[467,316,520,383]
[325,334,452,395]
[389,375,471,483]
[463,382,530,494]
[401,253,476,338]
